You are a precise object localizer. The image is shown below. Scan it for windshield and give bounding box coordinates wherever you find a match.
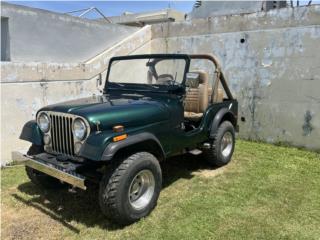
[106,56,188,88]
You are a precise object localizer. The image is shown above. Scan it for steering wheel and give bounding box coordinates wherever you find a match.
[157,74,175,85]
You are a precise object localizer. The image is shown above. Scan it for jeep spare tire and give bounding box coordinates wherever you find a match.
[99,152,162,225]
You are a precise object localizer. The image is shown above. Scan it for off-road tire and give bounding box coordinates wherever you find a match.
[99,152,162,225]
[203,121,235,167]
[25,144,65,189]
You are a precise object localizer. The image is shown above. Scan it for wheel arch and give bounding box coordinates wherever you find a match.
[221,111,237,127]
[101,133,165,162]
[210,108,236,138]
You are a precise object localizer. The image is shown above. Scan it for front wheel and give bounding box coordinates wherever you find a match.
[99,152,162,225]
[203,121,235,167]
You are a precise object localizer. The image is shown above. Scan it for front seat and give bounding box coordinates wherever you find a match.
[184,70,209,121]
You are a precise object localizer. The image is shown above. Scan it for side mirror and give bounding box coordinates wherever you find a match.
[185,72,200,88]
[96,73,103,93]
[96,73,102,86]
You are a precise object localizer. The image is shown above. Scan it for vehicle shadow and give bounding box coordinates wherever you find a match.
[161,154,217,189]
[13,154,218,232]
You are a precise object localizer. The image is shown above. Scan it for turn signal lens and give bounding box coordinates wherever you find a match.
[113,125,124,133]
[43,134,51,145]
[74,142,82,155]
[113,134,128,142]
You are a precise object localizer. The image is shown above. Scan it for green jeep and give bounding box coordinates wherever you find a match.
[19,54,238,225]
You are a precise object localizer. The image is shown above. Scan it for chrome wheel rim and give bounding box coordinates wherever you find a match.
[221,131,233,158]
[128,169,155,210]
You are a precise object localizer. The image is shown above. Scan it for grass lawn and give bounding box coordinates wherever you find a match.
[1,140,320,240]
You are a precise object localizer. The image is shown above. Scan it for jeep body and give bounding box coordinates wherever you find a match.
[19,54,238,224]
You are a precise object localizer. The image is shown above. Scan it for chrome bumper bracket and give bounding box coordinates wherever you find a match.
[17,152,86,190]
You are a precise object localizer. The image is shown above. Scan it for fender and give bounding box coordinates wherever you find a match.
[209,108,235,138]
[101,132,165,161]
[19,120,43,145]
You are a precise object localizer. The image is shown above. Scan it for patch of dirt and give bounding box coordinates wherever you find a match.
[192,166,227,178]
[1,198,63,240]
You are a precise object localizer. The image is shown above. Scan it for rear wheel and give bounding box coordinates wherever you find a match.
[25,144,65,189]
[203,121,235,167]
[99,152,162,225]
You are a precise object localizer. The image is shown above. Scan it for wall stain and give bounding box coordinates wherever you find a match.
[302,110,313,136]
[40,81,48,105]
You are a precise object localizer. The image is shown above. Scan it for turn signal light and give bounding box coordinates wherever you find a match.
[113,125,124,132]
[113,134,128,142]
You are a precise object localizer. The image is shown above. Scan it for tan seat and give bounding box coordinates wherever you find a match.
[208,87,224,103]
[184,71,209,121]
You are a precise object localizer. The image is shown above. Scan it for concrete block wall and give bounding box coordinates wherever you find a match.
[151,5,320,151]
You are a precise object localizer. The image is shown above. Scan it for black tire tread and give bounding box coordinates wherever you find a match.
[99,152,160,225]
[203,121,235,167]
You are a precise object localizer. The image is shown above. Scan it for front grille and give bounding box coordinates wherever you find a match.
[49,113,75,156]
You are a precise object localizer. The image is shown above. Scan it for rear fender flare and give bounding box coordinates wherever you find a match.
[209,108,235,138]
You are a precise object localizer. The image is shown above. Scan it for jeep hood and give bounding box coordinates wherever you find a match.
[39,94,178,130]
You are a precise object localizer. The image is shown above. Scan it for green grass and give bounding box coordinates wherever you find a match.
[1,140,320,240]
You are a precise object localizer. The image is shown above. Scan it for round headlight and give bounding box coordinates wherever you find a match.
[37,112,50,133]
[73,118,87,140]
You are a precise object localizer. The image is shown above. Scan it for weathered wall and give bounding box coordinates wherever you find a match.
[1,2,139,62]
[189,1,264,19]
[188,1,288,20]
[152,5,320,151]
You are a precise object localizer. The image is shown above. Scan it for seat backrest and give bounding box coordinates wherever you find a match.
[184,70,209,113]
[208,87,224,103]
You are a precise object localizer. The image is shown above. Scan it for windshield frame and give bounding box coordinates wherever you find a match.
[104,54,191,92]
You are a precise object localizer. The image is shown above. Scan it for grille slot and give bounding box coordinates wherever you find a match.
[49,114,74,156]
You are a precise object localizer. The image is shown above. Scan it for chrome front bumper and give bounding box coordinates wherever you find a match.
[17,152,86,190]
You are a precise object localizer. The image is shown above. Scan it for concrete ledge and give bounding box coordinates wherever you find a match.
[152,5,320,39]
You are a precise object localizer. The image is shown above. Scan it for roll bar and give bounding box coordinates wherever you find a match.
[189,54,234,100]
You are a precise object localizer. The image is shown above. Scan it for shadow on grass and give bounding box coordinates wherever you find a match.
[13,154,217,232]
[161,154,218,189]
